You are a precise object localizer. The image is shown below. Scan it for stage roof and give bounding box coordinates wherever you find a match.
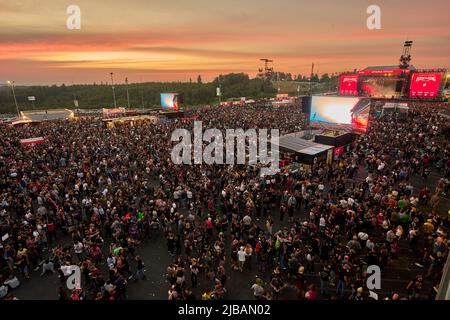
[358,65,416,75]
[20,109,75,122]
[362,65,416,71]
[274,131,333,155]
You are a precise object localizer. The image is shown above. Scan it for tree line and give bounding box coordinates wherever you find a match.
[0,71,346,113]
[0,73,278,113]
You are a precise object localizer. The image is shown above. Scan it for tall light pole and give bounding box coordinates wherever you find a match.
[125,77,130,109]
[217,76,222,106]
[110,72,117,108]
[139,76,145,109]
[7,81,20,117]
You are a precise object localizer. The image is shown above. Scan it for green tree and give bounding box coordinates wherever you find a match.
[311,74,319,82]
[320,73,330,82]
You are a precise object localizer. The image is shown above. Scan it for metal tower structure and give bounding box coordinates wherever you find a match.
[399,40,413,69]
[399,41,413,97]
[258,58,274,79]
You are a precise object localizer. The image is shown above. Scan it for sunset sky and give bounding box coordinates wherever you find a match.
[1,0,449,85]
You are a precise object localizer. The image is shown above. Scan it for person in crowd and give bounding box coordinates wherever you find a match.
[251,277,265,300]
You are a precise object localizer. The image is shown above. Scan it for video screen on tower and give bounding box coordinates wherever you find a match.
[160,93,180,111]
[409,73,442,98]
[309,96,370,133]
[339,75,358,96]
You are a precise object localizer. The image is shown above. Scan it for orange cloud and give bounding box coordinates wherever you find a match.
[0,0,448,84]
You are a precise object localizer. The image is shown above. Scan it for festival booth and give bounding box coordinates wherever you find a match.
[10,118,36,126]
[102,115,158,128]
[102,107,126,118]
[273,131,333,165]
[314,131,356,147]
[11,109,75,126]
[159,110,185,118]
[22,109,75,121]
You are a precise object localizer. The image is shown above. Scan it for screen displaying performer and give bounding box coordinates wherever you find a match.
[309,96,369,133]
[161,93,179,111]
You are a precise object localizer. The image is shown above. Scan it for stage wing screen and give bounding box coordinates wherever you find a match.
[160,93,179,110]
[339,75,358,96]
[409,73,441,98]
[309,96,369,133]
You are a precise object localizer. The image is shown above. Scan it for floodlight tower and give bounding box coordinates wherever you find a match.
[399,41,413,69]
[399,41,413,97]
[6,80,20,117]
[110,72,117,108]
[309,62,314,95]
[259,58,274,80]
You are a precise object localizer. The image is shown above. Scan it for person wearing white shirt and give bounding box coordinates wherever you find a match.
[237,247,246,272]
[366,238,375,251]
[242,215,252,226]
[251,282,265,299]
[319,216,326,231]
[41,260,55,276]
[103,280,115,294]
[73,241,84,262]
[347,197,355,206]
[0,284,8,299]
[107,255,116,269]
[4,275,20,289]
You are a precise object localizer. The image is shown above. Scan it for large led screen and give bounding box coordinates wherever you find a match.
[161,93,179,111]
[409,73,441,98]
[309,96,369,133]
[339,75,358,96]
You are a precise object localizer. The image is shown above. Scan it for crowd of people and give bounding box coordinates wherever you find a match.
[0,102,449,300]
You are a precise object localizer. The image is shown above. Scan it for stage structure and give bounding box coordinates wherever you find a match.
[338,41,446,100]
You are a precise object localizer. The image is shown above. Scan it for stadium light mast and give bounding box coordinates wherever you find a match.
[218,76,222,106]
[110,72,117,108]
[399,41,413,69]
[259,58,274,80]
[125,77,130,109]
[6,80,20,117]
[399,41,413,97]
[309,62,314,95]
